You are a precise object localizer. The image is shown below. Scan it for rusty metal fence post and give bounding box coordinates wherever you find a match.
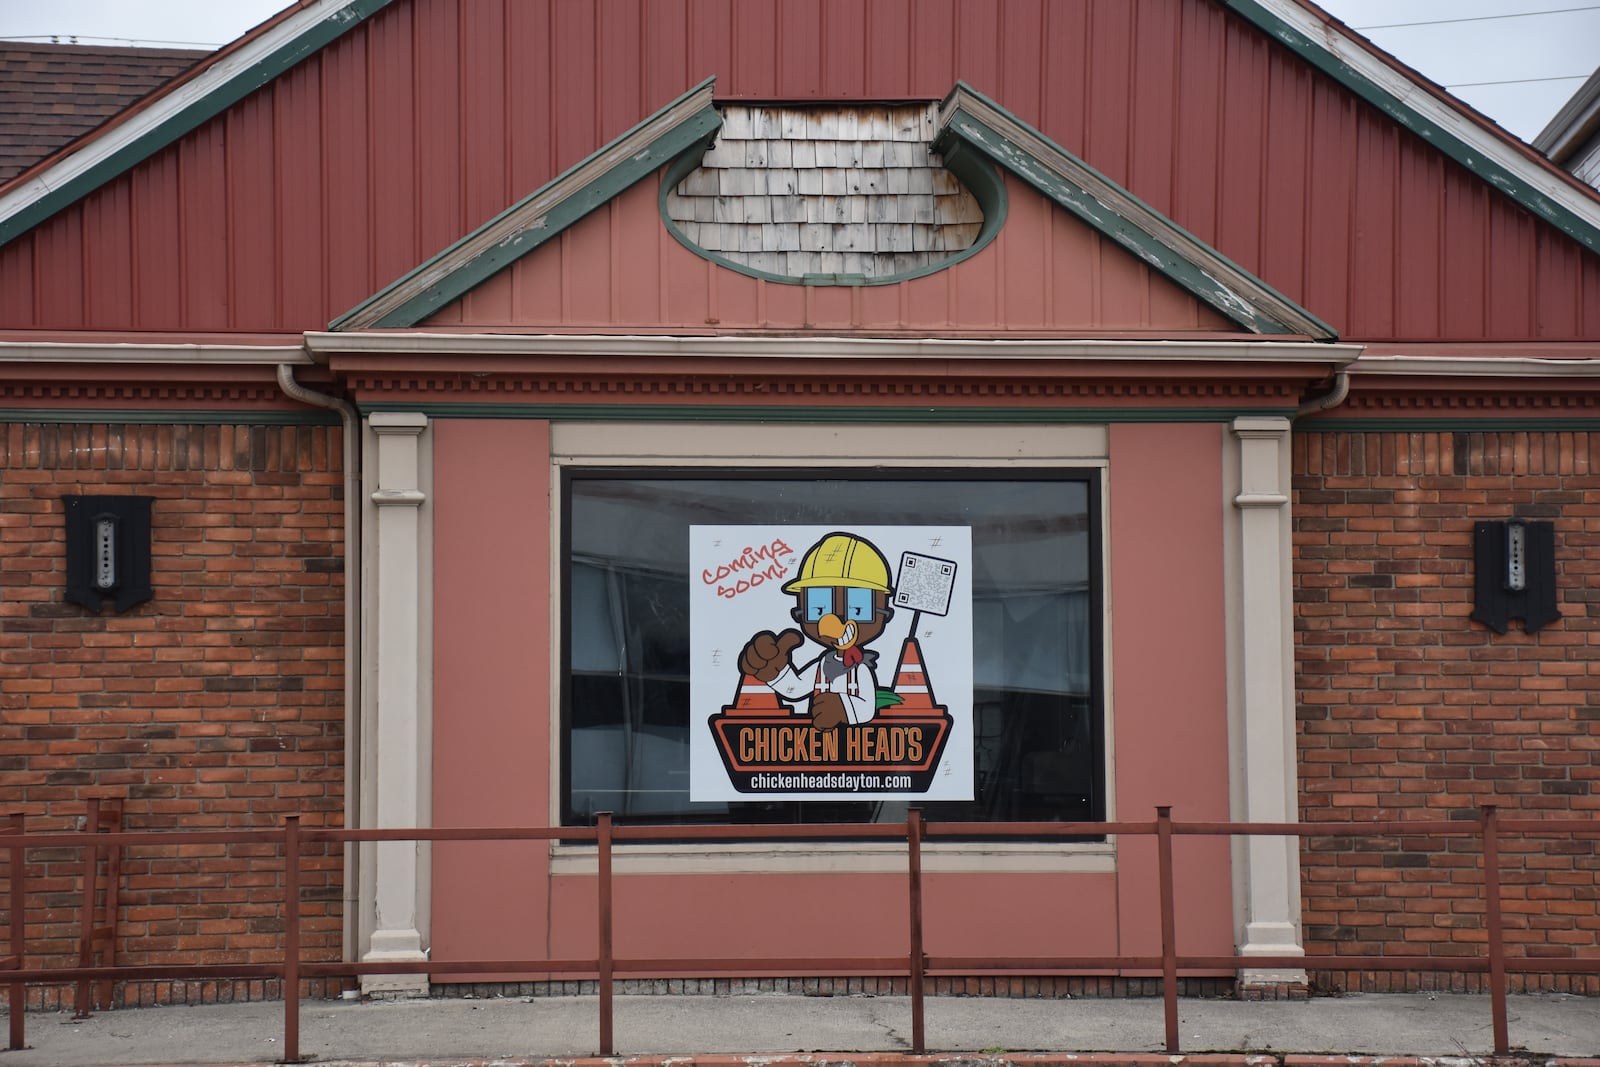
[4,809,1599,1061]
[6,813,24,1052]
[1156,806,1178,1054]
[597,813,614,1057]
[282,815,302,1064]
[907,809,925,1055]
[72,801,102,1019]
[1481,805,1509,1056]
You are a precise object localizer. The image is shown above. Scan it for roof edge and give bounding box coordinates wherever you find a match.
[0,0,395,249]
[0,340,308,365]
[1221,0,1600,255]
[936,83,1338,340]
[330,77,722,330]
[305,330,1364,366]
[1534,66,1600,164]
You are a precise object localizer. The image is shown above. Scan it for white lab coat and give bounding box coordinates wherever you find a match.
[769,650,879,725]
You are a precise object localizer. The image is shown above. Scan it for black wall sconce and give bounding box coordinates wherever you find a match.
[1471,519,1558,634]
[62,495,153,613]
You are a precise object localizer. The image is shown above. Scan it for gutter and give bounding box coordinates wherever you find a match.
[1292,370,1350,419]
[275,362,362,963]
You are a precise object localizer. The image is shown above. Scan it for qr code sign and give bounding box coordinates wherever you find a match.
[895,552,957,616]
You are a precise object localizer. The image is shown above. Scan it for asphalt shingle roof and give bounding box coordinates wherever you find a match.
[0,42,206,185]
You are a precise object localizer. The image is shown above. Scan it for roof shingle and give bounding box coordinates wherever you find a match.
[0,42,206,184]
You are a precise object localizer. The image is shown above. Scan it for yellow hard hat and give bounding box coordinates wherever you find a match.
[783,533,892,593]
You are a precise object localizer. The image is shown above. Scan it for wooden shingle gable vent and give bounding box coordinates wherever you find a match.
[660,103,1006,286]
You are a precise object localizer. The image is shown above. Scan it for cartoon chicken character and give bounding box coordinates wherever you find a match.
[737,532,895,731]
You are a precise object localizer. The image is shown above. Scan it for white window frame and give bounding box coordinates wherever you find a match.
[548,421,1117,875]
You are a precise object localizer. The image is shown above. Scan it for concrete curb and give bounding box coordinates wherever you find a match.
[120,1057,1600,1067]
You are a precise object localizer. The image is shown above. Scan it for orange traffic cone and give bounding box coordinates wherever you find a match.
[888,637,939,713]
[723,673,789,716]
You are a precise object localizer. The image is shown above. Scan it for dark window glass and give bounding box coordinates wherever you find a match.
[562,471,1103,828]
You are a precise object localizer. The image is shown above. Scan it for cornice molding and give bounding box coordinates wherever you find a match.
[1337,392,1600,413]
[0,342,321,408]
[335,373,1307,404]
[0,408,337,426]
[306,331,1362,365]
[0,383,300,405]
[1334,355,1600,414]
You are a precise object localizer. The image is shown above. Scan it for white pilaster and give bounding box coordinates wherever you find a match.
[1230,415,1306,986]
[361,412,430,995]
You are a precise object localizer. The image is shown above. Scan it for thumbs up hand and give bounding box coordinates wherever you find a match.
[738,629,804,682]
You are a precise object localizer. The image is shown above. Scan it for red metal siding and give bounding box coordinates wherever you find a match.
[132,145,182,328]
[427,175,1235,334]
[2,0,1597,340]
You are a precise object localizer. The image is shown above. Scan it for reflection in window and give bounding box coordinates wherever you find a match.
[563,473,1102,827]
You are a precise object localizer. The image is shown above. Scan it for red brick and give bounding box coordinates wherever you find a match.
[1295,430,1600,991]
[0,422,345,1003]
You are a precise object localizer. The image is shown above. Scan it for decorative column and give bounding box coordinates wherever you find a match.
[1231,415,1306,986]
[362,412,430,994]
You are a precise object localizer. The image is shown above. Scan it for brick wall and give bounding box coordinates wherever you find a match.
[0,422,346,1007]
[1294,429,1600,993]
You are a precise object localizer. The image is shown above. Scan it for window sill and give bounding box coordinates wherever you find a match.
[548,839,1116,876]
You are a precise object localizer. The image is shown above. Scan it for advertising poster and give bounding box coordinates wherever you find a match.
[689,525,973,802]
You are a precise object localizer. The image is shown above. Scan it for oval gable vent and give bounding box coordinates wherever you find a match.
[662,103,1004,284]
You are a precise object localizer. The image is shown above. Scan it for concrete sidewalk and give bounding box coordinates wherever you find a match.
[4,992,1600,1067]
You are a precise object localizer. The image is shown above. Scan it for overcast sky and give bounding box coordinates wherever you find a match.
[0,0,1595,143]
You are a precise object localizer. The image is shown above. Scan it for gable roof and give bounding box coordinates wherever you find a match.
[0,43,206,185]
[1220,0,1600,255]
[0,0,1595,335]
[0,0,395,248]
[332,79,1334,338]
[1536,64,1600,187]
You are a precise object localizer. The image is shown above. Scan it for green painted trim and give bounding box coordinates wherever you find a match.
[1219,0,1600,256]
[0,409,339,426]
[331,78,722,329]
[0,0,395,248]
[937,83,1338,339]
[657,120,1009,287]
[1297,417,1600,433]
[359,401,1292,424]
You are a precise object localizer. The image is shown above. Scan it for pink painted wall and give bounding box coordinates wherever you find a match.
[1108,423,1234,961]
[426,418,1237,973]
[547,872,1121,970]
[430,419,553,968]
[424,174,1234,335]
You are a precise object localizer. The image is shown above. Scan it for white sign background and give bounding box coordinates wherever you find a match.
[689,524,973,802]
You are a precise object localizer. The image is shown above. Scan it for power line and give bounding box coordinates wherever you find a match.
[0,34,222,48]
[1355,4,1600,31]
[1446,74,1590,88]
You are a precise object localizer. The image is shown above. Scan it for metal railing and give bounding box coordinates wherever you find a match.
[5,805,1600,1062]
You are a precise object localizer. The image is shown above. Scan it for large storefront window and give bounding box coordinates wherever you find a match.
[562,470,1102,826]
